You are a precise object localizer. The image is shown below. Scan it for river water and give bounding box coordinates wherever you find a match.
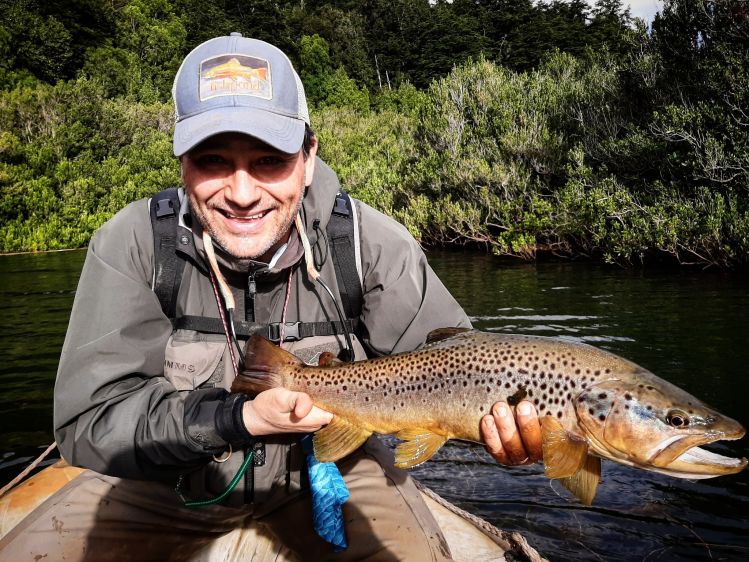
[1,249,747,561]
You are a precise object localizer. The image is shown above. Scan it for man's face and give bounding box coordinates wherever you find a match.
[181,132,317,261]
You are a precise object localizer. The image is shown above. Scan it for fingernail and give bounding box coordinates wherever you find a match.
[495,404,508,417]
[518,402,531,416]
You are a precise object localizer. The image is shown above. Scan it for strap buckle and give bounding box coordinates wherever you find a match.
[155,197,176,219]
[268,321,302,342]
[332,193,350,217]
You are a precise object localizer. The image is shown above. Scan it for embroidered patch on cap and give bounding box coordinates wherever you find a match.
[199,54,272,101]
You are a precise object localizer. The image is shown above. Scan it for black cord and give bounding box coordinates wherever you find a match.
[315,277,355,362]
[312,219,329,270]
[227,309,245,365]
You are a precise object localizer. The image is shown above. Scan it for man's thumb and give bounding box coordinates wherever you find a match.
[291,392,314,419]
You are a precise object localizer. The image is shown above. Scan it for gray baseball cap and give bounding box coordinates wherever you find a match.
[172,33,310,156]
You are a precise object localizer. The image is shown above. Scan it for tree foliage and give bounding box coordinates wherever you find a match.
[0,0,746,268]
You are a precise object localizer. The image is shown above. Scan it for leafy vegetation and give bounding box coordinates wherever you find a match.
[0,0,747,267]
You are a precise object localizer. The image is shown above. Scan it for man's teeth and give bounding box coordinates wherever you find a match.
[225,211,266,219]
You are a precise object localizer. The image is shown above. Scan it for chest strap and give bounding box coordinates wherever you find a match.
[328,192,362,320]
[173,315,359,343]
[150,188,185,319]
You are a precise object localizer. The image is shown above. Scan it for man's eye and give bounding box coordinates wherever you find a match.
[197,154,226,165]
[256,156,284,167]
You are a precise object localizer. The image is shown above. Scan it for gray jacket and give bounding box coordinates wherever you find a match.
[53,159,470,510]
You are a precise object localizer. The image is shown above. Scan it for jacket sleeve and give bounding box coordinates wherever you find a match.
[53,200,249,479]
[356,202,472,356]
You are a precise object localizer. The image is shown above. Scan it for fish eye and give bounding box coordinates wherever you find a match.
[666,410,690,428]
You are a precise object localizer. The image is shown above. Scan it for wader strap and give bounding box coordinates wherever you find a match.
[327,192,363,320]
[150,188,185,319]
[173,315,359,342]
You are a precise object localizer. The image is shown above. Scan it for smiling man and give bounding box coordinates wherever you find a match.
[0,34,541,561]
[181,132,314,260]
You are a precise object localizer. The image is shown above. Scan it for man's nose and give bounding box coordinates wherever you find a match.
[225,168,260,207]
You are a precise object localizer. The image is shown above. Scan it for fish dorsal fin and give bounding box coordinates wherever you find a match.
[425,327,472,345]
[318,351,344,367]
[313,416,371,463]
[231,336,303,395]
[394,429,448,468]
[560,455,601,506]
[540,416,589,479]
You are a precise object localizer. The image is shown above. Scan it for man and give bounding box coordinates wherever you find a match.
[0,34,540,561]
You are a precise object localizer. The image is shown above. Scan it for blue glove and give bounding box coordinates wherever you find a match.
[301,434,349,551]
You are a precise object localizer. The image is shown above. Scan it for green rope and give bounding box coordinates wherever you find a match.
[177,450,253,508]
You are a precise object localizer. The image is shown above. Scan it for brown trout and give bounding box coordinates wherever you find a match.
[232,328,747,505]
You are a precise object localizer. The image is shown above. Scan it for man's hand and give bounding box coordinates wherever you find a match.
[480,401,543,465]
[242,388,333,436]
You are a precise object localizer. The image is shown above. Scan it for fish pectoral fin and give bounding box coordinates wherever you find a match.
[394,429,448,469]
[560,455,601,506]
[313,416,371,463]
[425,327,473,345]
[540,416,590,479]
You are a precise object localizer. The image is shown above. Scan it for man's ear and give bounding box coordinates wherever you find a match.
[304,136,318,187]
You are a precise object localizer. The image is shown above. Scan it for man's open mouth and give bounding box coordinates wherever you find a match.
[219,209,269,221]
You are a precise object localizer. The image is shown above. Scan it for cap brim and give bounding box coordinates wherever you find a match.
[173,106,305,156]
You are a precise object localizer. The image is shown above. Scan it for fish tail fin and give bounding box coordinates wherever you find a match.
[231,335,303,395]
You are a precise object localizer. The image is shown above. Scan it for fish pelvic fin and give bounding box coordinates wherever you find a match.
[313,416,371,462]
[394,429,448,469]
[231,336,302,395]
[560,455,601,506]
[540,416,589,479]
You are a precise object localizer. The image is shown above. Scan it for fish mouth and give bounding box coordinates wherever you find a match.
[649,429,747,478]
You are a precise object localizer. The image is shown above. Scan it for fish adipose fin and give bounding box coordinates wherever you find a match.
[425,327,473,345]
[314,416,371,462]
[318,351,344,367]
[232,335,303,395]
[560,455,601,506]
[394,429,448,468]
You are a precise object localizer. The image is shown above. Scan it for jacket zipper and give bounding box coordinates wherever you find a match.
[245,269,257,504]
[245,271,256,322]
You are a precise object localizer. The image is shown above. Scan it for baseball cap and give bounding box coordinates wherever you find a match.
[172,33,310,156]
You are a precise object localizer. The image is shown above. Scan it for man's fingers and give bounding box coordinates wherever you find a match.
[481,414,509,465]
[492,402,529,465]
[516,401,543,462]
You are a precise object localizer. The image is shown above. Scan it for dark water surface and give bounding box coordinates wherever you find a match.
[1,249,748,561]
